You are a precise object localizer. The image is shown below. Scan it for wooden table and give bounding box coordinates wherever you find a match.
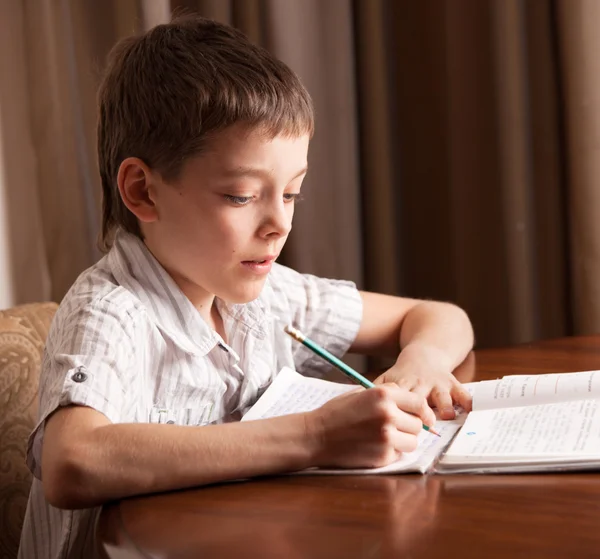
[97,336,600,558]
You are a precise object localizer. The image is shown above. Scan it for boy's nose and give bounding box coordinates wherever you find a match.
[261,202,292,239]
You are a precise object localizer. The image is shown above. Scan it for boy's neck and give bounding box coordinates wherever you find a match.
[209,302,227,342]
[190,295,227,342]
[191,296,228,343]
[142,242,227,341]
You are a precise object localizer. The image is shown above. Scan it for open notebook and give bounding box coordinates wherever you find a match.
[243,367,600,475]
[436,370,600,473]
[242,367,465,474]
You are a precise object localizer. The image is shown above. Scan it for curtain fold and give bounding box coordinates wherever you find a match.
[354,0,398,296]
[21,0,103,303]
[0,1,50,307]
[491,0,537,342]
[555,0,600,335]
[524,0,570,340]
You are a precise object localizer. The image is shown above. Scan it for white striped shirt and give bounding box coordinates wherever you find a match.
[18,230,362,559]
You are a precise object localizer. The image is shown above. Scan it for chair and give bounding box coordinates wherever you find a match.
[0,302,58,559]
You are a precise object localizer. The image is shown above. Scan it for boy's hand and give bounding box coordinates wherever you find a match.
[306,384,436,469]
[373,343,472,420]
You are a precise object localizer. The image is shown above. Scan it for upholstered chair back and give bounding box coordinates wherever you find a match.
[0,302,57,558]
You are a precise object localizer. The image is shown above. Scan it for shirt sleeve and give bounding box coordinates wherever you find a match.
[266,263,363,376]
[26,300,136,480]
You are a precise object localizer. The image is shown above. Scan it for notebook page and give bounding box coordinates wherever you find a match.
[471,370,600,411]
[243,367,464,474]
[443,398,600,462]
[242,367,357,421]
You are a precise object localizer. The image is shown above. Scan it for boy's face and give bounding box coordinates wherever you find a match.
[143,124,309,306]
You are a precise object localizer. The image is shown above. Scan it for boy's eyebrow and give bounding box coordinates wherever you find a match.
[223,165,308,182]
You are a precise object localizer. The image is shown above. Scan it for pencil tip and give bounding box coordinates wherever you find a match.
[424,424,441,437]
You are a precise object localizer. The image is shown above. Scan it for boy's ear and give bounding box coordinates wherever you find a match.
[117,157,159,223]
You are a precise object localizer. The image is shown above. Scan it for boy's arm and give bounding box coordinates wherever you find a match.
[42,384,433,509]
[350,291,474,419]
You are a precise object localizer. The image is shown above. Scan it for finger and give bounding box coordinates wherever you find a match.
[389,426,420,453]
[390,407,423,436]
[382,384,424,414]
[421,400,437,428]
[430,388,455,419]
[452,384,473,412]
[383,385,436,428]
[401,381,436,426]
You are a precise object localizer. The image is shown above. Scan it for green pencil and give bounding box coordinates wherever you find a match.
[283,324,440,437]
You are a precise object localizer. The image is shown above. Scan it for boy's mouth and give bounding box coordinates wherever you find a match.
[241,254,278,265]
[240,255,277,275]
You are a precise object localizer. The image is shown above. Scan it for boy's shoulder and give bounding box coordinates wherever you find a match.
[51,255,144,333]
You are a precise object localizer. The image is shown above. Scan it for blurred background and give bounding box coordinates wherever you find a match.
[1,0,599,350]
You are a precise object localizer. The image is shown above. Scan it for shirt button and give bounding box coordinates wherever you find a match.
[72,369,88,383]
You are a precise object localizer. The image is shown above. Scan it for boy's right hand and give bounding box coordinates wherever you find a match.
[306,384,436,469]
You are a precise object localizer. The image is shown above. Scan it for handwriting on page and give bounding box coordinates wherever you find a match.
[257,381,355,418]
[472,371,600,411]
[241,367,358,422]
[446,399,600,457]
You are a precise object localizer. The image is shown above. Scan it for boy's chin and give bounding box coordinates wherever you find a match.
[223,284,266,305]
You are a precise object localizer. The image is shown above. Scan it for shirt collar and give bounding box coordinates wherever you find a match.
[107,230,221,356]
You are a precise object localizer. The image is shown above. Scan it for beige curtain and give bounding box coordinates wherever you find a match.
[0,1,50,307]
[2,0,600,349]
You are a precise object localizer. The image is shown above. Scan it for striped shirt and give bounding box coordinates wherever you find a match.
[18,230,362,559]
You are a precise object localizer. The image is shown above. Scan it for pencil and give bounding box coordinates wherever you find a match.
[283,324,440,437]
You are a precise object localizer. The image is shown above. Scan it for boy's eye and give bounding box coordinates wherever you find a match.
[284,193,303,203]
[224,195,253,206]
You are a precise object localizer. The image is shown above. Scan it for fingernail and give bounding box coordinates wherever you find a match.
[442,407,454,416]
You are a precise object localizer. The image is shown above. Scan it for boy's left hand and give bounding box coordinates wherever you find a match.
[373,343,472,420]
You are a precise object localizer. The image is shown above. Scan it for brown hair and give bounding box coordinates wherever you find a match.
[97,15,314,250]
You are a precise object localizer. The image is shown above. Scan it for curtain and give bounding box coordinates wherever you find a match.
[365,0,570,347]
[2,0,600,349]
[0,1,50,306]
[556,0,600,335]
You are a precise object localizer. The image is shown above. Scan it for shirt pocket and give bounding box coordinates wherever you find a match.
[148,405,215,426]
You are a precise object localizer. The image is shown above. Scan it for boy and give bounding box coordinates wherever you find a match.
[19,16,473,559]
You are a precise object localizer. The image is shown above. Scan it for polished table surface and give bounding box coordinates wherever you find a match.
[97,336,600,558]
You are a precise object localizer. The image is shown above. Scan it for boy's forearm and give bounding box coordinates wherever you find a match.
[398,302,474,369]
[45,410,318,509]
